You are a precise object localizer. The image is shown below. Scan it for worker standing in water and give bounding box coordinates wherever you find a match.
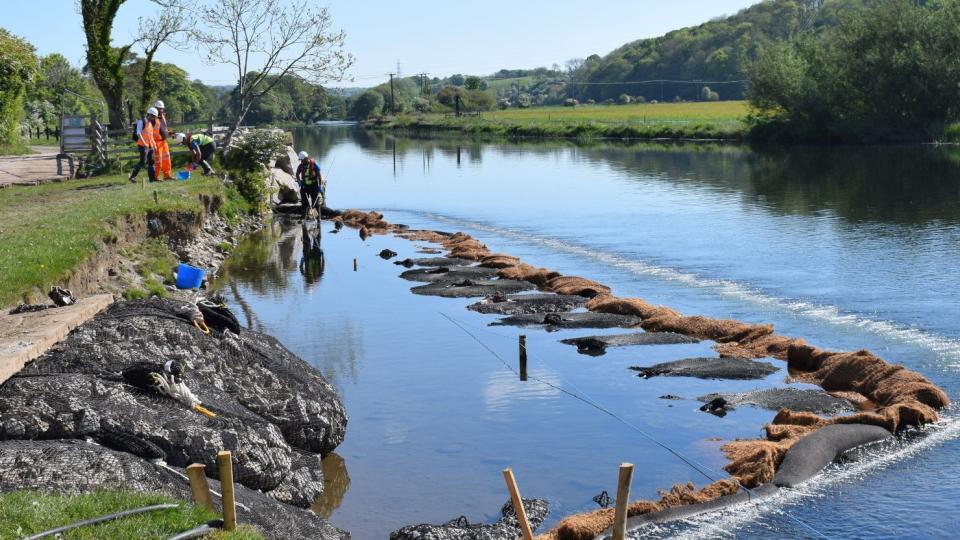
[128,107,159,183]
[295,151,324,220]
[153,100,174,180]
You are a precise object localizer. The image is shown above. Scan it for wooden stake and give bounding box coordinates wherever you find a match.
[502,468,534,540]
[353,258,358,271]
[186,463,215,511]
[153,190,159,205]
[613,462,634,540]
[519,335,528,381]
[217,451,237,531]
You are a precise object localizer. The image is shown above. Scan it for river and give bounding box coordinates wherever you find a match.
[215,125,960,538]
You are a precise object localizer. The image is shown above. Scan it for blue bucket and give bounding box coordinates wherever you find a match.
[175,263,205,289]
[177,170,191,181]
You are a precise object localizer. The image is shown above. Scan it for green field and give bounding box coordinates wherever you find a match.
[488,100,749,125]
[377,100,750,140]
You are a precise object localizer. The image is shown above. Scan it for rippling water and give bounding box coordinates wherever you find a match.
[216,126,960,538]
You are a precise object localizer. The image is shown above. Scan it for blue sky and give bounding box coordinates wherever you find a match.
[3,1,759,86]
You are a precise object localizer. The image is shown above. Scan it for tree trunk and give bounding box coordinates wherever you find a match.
[102,84,127,130]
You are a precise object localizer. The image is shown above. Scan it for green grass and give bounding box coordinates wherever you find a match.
[0,174,226,306]
[484,75,539,92]
[0,490,263,539]
[373,101,750,140]
[0,140,32,156]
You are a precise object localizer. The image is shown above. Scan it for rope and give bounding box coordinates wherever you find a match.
[437,311,832,540]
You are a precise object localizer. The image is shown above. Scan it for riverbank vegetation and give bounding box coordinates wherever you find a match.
[0,174,232,306]
[0,490,263,539]
[373,101,747,139]
[748,0,960,142]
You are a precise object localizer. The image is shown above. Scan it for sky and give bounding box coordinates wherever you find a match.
[2,1,759,87]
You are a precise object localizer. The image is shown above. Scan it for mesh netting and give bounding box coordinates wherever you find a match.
[0,298,347,513]
[389,498,550,540]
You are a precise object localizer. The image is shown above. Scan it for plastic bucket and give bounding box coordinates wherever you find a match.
[177,170,191,181]
[175,263,205,289]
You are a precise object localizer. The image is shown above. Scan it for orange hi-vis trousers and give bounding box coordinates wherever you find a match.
[154,140,172,179]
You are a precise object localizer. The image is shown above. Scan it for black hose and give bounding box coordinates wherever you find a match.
[166,519,225,540]
[24,503,179,540]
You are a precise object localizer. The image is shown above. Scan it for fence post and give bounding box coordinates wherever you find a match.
[502,468,534,540]
[208,117,214,136]
[217,450,237,531]
[186,463,215,511]
[613,463,635,540]
[519,335,528,381]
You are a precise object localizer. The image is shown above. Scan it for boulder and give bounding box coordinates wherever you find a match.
[0,299,347,507]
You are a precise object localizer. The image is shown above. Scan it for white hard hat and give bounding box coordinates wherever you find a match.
[298,151,309,160]
[154,100,165,109]
[175,133,186,143]
[147,107,159,116]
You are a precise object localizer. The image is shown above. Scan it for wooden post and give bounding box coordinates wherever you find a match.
[353,258,358,271]
[217,451,237,531]
[186,463,215,511]
[613,462,634,540]
[519,335,528,381]
[153,190,159,205]
[502,468,534,540]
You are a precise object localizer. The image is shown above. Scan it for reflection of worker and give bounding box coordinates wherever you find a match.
[295,151,324,219]
[299,224,325,285]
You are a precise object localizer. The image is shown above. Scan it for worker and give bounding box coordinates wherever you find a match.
[295,151,324,219]
[128,107,159,183]
[176,132,216,175]
[153,100,174,180]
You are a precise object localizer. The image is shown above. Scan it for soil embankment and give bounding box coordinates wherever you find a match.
[329,208,950,539]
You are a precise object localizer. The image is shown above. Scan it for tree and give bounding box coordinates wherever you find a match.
[464,76,481,90]
[0,28,37,145]
[135,0,191,115]
[80,0,131,128]
[349,91,384,120]
[749,0,960,141]
[80,0,191,127]
[448,74,465,86]
[197,0,352,146]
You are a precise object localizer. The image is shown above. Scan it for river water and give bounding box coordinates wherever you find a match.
[216,125,960,538]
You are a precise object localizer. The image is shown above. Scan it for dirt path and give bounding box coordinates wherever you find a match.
[0,151,69,188]
[0,295,113,385]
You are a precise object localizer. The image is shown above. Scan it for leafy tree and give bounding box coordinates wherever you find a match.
[25,54,100,130]
[349,91,384,120]
[0,29,37,145]
[80,0,188,127]
[464,76,481,90]
[449,74,465,86]
[749,0,960,141]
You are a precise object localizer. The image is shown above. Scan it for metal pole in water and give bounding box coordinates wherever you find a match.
[353,258,358,271]
[519,335,528,381]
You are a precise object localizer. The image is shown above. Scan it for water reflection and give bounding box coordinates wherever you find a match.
[294,125,960,226]
[300,223,325,288]
[312,452,350,519]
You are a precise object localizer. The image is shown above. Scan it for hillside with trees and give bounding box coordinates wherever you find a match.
[568,0,852,103]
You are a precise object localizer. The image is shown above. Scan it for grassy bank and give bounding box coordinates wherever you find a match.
[370,101,749,140]
[1,490,262,539]
[0,173,248,306]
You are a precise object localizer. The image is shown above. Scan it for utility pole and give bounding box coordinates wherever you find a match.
[389,73,396,114]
